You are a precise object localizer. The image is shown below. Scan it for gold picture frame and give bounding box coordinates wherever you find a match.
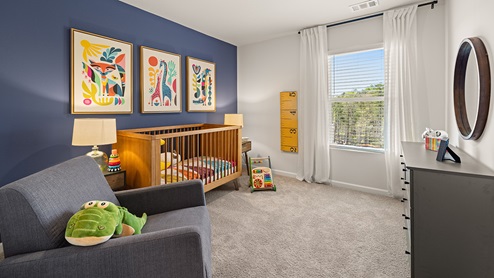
[140,46,182,113]
[186,56,216,112]
[71,28,133,114]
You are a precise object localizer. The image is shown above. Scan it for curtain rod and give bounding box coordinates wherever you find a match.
[327,0,437,28]
[298,0,438,33]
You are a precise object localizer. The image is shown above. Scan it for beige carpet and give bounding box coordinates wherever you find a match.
[206,174,410,278]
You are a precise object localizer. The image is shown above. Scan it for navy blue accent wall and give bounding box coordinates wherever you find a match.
[0,0,237,186]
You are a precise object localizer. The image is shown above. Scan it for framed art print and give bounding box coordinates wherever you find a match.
[71,28,133,114]
[140,46,181,113]
[186,56,216,112]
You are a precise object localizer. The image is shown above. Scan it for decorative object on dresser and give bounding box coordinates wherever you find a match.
[72,118,117,171]
[420,128,460,163]
[401,141,494,277]
[453,37,491,140]
[113,124,242,192]
[435,140,460,163]
[421,127,448,151]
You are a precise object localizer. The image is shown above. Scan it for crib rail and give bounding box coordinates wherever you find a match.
[114,124,242,192]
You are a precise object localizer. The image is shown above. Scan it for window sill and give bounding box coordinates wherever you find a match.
[330,144,384,154]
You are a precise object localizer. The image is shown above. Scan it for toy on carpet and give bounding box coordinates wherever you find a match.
[249,156,276,193]
[107,149,121,172]
[65,200,147,246]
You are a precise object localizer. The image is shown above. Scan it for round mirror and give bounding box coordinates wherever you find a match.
[464,50,479,128]
[453,37,491,140]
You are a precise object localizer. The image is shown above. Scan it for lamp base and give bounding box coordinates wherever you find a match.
[86,146,108,171]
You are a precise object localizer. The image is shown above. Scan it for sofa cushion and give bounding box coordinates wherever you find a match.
[143,206,211,275]
[0,156,118,257]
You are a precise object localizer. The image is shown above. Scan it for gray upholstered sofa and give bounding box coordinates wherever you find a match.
[0,156,211,278]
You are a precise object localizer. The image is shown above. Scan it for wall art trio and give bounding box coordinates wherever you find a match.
[71,28,216,114]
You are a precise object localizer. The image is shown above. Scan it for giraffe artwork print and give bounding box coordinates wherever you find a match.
[140,46,182,113]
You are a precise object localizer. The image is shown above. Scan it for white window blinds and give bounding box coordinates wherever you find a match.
[328,48,385,149]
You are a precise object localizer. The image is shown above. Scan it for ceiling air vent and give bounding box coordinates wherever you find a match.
[350,0,379,12]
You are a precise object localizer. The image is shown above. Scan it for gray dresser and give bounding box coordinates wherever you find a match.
[401,141,494,278]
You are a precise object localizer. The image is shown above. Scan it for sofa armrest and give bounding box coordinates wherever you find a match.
[0,227,210,278]
[114,179,206,216]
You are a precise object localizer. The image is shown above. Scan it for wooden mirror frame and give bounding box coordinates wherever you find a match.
[453,37,491,140]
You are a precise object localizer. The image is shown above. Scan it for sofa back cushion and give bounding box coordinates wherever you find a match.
[0,156,119,257]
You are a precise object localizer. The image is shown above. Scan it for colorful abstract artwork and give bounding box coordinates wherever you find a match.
[71,29,133,114]
[140,46,181,113]
[186,57,216,112]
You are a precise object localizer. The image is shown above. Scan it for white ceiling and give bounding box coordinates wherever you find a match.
[120,0,428,46]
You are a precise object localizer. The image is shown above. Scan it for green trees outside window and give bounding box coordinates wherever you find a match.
[331,83,384,148]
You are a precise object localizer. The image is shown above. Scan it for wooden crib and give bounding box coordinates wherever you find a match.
[113,124,242,192]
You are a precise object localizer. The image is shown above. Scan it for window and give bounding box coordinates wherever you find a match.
[328,48,384,150]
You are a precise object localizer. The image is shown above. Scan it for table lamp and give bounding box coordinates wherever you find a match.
[72,118,117,171]
[224,114,243,127]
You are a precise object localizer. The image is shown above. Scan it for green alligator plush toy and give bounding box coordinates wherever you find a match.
[65,200,147,246]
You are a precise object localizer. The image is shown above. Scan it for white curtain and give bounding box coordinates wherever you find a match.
[297,26,331,184]
[383,5,419,197]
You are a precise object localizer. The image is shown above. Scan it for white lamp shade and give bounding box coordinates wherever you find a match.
[72,118,117,146]
[224,114,243,127]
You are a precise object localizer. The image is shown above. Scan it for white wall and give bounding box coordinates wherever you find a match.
[446,0,494,170]
[238,3,446,195]
[328,16,383,53]
[238,35,300,176]
[416,2,448,132]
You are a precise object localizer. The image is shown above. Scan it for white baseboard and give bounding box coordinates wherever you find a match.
[273,169,393,197]
[272,169,297,178]
[271,169,391,197]
[330,180,391,196]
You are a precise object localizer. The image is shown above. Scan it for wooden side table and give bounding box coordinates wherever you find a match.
[103,169,126,191]
[242,140,251,174]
